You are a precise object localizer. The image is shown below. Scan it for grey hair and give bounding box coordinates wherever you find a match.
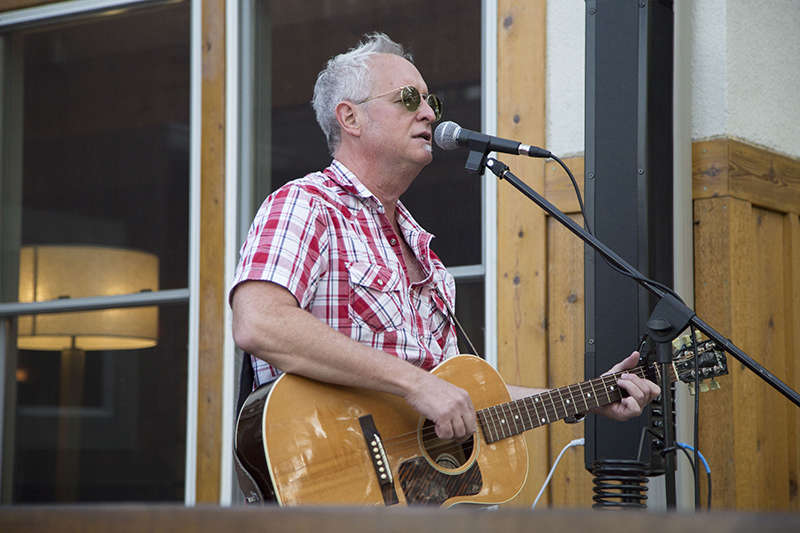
[312,32,413,156]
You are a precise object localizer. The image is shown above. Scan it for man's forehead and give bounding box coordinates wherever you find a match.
[368,54,427,90]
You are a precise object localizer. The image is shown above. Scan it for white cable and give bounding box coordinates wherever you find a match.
[531,438,585,510]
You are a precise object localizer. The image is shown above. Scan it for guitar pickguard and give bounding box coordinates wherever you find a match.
[397,456,483,506]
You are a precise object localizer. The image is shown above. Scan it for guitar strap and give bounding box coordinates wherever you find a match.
[234,354,278,504]
[236,351,255,416]
[432,285,480,357]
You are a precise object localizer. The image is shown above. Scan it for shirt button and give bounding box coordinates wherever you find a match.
[390,238,397,246]
[377,279,384,286]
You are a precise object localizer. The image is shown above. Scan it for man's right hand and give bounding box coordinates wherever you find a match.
[403,370,476,443]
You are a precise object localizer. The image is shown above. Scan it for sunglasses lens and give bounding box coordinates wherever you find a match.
[399,86,442,121]
[400,86,421,112]
[426,94,442,121]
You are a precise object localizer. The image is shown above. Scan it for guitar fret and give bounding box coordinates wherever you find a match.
[552,390,563,419]
[522,397,535,431]
[587,379,598,409]
[533,394,547,426]
[554,389,565,419]
[498,404,511,439]
[574,382,589,412]
[508,402,520,435]
[602,375,614,404]
[567,386,576,415]
[542,391,555,424]
[551,389,564,420]
[485,406,500,441]
[491,405,506,439]
[476,411,494,443]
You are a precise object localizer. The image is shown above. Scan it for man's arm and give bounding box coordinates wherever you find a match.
[504,352,660,422]
[231,279,477,441]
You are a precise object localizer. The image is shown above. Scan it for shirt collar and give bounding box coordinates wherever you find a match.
[327,160,381,211]
[327,159,435,246]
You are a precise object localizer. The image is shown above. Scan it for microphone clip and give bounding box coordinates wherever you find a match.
[465,149,488,175]
[463,136,492,175]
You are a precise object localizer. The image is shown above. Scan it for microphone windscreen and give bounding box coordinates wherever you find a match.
[434,121,461,150]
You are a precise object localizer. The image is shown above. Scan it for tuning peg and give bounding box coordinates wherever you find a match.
[681,334,692,346]
[687,383,696,395]
[708,378,721,391]
[672,338,682,350]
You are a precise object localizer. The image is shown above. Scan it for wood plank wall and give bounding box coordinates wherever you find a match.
[542,157,592,506]
[693,138,800,511]
[196,0,226,504]
[495,0,549,507]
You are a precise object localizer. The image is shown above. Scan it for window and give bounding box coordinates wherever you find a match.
[0,1,191,503]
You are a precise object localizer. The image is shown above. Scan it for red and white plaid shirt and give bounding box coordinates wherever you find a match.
[231,160,458,387]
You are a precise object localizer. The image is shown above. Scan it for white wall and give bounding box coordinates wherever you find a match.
[547,0,800,159]
[545,0,585,157]
[690,0,728,142]
[722,0,800,157]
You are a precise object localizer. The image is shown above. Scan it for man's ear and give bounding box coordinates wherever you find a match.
[335,101,362,139]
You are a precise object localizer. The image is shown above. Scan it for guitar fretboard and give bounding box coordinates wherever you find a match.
[476,364,669,444]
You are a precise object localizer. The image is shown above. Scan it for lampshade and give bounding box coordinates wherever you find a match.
[18,245,159,351]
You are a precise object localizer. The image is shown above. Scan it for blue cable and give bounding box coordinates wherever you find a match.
[677,442,710,473]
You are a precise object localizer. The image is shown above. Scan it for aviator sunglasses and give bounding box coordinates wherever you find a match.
[356,85,442,122]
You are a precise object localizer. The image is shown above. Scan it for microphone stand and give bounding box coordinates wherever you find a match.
[464,148,800,508]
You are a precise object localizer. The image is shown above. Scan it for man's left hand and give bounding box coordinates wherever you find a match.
[591,351,661,422]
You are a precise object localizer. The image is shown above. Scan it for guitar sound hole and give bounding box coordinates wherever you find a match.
[419,419,476,472]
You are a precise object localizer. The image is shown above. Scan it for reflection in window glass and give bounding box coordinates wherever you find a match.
[5,2,190,503]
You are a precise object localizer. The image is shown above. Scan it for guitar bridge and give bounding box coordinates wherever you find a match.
[359,415,399,506]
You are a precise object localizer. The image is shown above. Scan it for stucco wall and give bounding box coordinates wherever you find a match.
[546,0,800,159]
[721,0,800,157]
[545,0,585,157]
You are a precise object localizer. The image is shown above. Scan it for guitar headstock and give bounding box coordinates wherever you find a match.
[671,333,729,394]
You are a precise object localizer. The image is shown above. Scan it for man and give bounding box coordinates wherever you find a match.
[230,33,660,447]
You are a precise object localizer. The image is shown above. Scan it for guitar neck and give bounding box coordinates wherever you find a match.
[477,362,672,444]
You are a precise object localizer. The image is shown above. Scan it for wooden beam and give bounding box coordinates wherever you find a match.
[692,138,731,200]
[3,504,800,533]
[196,0,225,503]
[784,212,800,511]
[728,139,800,216]
[496,0,547,507]
[544,156,585,215]
[546,213,592,506]
[0,0,60,11]
[693,137,800,215]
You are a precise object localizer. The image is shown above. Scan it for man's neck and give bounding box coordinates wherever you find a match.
[334,151,420,213]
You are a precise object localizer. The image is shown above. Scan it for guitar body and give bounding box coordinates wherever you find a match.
[236,355,528,507]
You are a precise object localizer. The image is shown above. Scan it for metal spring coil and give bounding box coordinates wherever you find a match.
[590,460,649,509]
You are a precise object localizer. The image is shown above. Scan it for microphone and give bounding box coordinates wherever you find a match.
[434,121,551,159]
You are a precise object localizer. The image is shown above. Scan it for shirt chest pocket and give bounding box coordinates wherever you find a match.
[347,262,404,331]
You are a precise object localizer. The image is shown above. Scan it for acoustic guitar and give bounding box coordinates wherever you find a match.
[235,338,727,507]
